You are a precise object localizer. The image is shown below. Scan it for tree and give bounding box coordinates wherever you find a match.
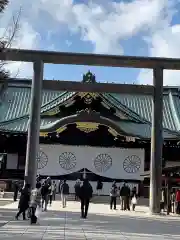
[0,0,10,79]
[0,0,21,80]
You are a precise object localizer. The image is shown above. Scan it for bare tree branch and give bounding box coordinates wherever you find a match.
[0,2,21,80]
[0,0,9,13]
[4,7,21,49]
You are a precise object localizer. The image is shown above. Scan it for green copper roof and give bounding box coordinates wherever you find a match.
[0,117,54,132]
[109,93,177,130]
[0,86,63,122]
[0,79,180,139]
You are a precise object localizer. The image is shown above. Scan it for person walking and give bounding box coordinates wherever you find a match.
[160,188,166,212]
[58,180,63,193]
[176,188,180,214]
[60,180,69,208]
[49,181,56,205]
[52,181,57,201]
[15,183,30,220]
[170,190,175,213]
[49,184,53,206]
[36,174,41,186]
[131,186,138,211]
[13,181,19,202]
[96,180,103,196]
[41,180,51,211]
[29,182,42,224]
[110,181,118,210]
[78,179,93,219]
[74,179,81,201]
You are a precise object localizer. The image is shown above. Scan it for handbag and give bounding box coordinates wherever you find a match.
[27,207,32,218]
[132,197,137,205]
[36,207,42,218]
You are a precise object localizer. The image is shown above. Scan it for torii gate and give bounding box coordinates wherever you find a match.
[1,48,180,214]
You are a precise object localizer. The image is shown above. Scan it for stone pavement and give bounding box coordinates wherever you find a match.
[0,201,180,239]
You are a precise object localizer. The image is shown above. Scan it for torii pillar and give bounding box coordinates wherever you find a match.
[24,61,44,188]
[149,67,163,214]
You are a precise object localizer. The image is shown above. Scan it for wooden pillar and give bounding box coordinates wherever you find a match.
[149,67,163,214]
[24,60,43,188]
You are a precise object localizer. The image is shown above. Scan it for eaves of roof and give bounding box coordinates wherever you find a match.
[0,116,179,140]
[110,91,180,131]
[0,117,54,133]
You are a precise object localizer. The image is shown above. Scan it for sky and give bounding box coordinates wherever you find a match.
[1,0,180,85]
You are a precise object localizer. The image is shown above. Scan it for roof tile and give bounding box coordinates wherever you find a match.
[0,87,63,122]
[111,93,177,130]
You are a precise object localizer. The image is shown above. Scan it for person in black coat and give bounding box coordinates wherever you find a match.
[41,180,51,211]
[74,179,81,201]
[15,183,31,220]
[96,180,103,196]
[120,183,130,211]
[13,181,19,202]
[78,179,93,219]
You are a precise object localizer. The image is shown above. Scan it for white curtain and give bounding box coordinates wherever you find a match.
[37,144,144,180]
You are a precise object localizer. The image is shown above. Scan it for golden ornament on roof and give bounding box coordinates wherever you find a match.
[76,122,99,133]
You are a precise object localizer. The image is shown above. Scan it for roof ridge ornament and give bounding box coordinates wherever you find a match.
[78,108,98,115]
[82,71,96,83]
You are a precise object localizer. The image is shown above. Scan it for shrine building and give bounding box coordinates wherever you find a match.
[0,71,180,195]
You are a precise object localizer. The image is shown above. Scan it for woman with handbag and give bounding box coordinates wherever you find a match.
[131,187,138,211]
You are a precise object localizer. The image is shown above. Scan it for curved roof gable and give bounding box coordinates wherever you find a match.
[0,113,179,140]
[1,77,180,133]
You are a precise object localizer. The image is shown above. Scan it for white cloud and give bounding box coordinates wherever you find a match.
[34,0,173,54]
[38,0,180,85]
[0,0,40,78]
[1,0,180,85]
[72,0,180,85]
[3,21,40,78]
[138,24,180,85]
[39,0,74,23]
[0,0,75,78]
[72,0,174,53]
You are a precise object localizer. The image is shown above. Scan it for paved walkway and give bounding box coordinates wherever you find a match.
[0,201,180,239]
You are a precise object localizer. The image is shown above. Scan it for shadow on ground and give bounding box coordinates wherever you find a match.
[0,208,179,239]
